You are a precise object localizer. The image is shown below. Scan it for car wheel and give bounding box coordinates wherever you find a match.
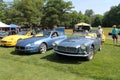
[86,46,94,61]
[39,43,47,53]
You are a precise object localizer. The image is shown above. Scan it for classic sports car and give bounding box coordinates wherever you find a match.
[15,27,67,53]
[0,30,43,46]
[53,32,101,61]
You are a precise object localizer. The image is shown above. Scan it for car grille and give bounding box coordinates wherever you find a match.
[57,46,78,53]
[1,41,7,43]
[16,46,25,50]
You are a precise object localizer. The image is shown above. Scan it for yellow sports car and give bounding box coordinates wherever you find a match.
[101,32,106,43]
[0,31,43,46]
[90,30,106,43]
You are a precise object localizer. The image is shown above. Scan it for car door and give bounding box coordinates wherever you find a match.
[94,37,101,51]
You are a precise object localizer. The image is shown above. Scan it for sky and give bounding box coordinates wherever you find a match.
[65,0,120,15]
[3,0,120,15]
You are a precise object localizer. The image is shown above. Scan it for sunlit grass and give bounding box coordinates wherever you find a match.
[0,28,120,80]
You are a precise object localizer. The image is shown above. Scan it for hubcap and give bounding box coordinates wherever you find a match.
[40,43,46,53]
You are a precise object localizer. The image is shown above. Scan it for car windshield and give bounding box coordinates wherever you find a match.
[43,31,51,37]
[36,31,43,34]
[71,32,85,37]
[71,32,97,38]
[18,31,27,35]
[90,30,97,33]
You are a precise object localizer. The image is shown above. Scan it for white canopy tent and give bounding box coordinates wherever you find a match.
[74,22,92,31]
[0,22,10,31]
[75,22,91,28]
[0,22,10,27]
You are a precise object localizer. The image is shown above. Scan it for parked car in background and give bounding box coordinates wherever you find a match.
[53,31,101,61]
[90,30,106,43]
[0,30,43,46]
[15,27,67,53]
[0,30,16,39]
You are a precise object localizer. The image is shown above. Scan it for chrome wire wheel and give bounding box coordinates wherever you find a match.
[86,46,94,61]
[39,43,47,53]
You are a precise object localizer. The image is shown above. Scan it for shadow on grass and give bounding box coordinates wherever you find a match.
[41,53,88,64]
[115,45,120,47]
[10,50,40,56]
[104,43,120,47]
[104,43,113,45]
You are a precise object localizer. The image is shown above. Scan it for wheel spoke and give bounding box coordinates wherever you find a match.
[39,43,46,53]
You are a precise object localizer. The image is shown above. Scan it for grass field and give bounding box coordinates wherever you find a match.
[0,28,120,80]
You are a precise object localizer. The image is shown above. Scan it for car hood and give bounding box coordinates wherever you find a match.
[58,37,92,47]
[1,35,29,41]
[16,36,47,46]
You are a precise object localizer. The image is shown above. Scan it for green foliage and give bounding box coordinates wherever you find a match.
[92,14,103,27]
[0,0,7,21]
[62,11,91,28]
[41,0,73,29]
[5,0,44,26]
[103,4,120,27]
[2,1,120,28]
[84,9,94,17]
[117,25,120,29]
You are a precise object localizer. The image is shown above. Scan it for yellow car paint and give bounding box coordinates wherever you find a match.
[0,31,43,46]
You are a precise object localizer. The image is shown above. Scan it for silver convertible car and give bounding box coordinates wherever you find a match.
[53,32,101,61]
[15,27,67,53]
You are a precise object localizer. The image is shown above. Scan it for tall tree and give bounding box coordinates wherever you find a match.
[84,9,94,24]
[5,0,44,26]
[92,14,103,27]
[103,4,120,27]
[85,9,94,17]
[0,0,7,22]
[41,0,73,29]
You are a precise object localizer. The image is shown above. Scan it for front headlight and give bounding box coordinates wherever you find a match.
[81,45,86,50]
[26,42,35,47]
[52,42,57,47]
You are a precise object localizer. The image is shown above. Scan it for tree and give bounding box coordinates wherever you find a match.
[41,0,73,29]
[0,0,7,22]
[92,14,103,27]
[5,0,44,27]
[103,4,120,27]
[85,9,94,17]
[84,9,94,24]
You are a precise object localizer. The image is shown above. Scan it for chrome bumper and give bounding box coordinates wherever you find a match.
[53,50,89,57]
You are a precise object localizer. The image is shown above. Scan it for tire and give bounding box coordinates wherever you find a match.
[86,46,94,61]
[39,43,47,53]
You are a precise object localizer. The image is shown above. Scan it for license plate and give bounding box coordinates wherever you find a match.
[1,43,4,46]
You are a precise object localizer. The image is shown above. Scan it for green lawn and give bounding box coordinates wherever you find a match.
[0,28,120,80]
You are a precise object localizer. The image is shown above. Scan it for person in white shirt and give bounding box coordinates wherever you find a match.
[97,25,103,38]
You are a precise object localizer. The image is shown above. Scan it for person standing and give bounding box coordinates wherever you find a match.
[97,25,103,38]
[112,25,119,45]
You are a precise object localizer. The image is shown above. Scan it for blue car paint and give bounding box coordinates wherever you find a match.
[53,32,101,57]
[15,27,67,53]
[17,36,46,46]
